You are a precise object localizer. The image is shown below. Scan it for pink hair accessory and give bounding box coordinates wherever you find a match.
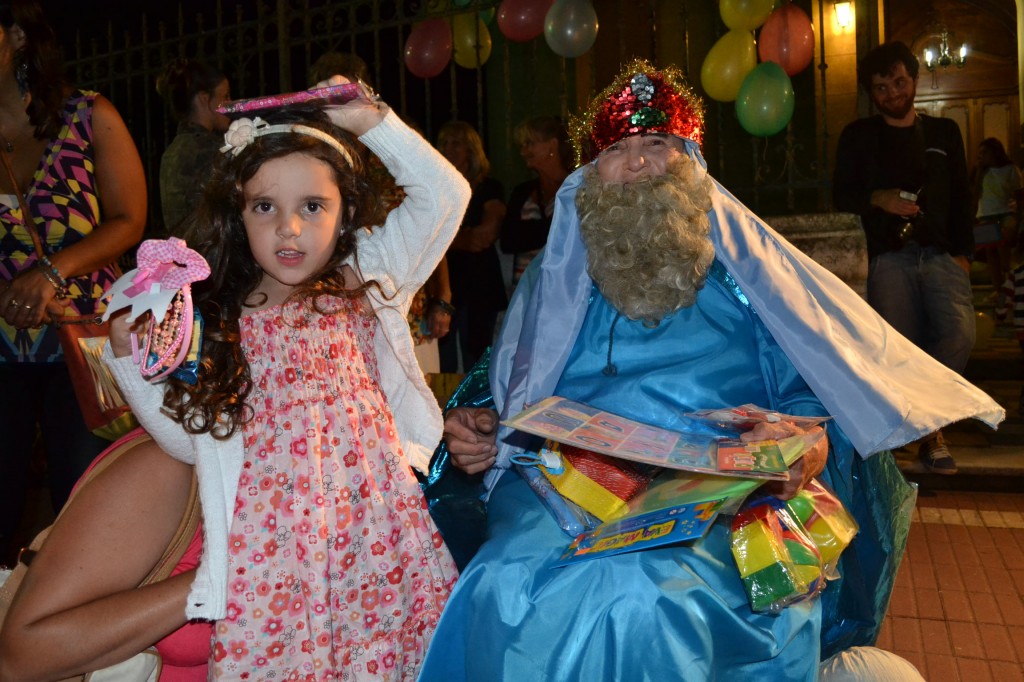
[103,238,211,382]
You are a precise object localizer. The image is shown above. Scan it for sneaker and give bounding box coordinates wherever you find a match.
[918,432,958,475]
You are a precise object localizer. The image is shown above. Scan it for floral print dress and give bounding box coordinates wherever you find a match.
[211,296,458,681]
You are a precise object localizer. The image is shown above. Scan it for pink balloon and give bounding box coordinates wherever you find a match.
[497,0,555,42]
[404,18,453,78]
[757,4,814,77]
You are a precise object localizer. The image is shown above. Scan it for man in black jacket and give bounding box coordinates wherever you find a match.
[834,41,975,474]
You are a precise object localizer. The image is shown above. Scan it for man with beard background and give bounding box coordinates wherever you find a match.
[418,61,998,680]
[834,41,975,475]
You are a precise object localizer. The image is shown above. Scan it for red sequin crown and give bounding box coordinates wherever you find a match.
[570,59,705,166]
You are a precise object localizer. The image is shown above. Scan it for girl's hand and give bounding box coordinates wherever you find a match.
[315,75,388,137]
[107,309,148,358]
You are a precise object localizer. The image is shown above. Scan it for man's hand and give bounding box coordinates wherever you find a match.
[444,407,499,475]
[870,188,920,217]
[740,421,828,500]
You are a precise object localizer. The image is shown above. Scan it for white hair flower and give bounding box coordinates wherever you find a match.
[217,115,354,168]
[220,117,265,156]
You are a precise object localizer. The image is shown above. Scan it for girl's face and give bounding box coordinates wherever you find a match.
[242,153,344,308]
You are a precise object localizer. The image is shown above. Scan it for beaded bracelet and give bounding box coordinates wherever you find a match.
[429,297,456,315]
[38,256,69,298]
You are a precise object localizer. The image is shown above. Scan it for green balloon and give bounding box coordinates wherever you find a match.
[735,62,795,137]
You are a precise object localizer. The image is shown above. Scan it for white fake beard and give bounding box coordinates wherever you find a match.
[576,155,716,326]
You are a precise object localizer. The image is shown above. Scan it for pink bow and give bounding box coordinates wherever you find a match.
[124,238,210,297]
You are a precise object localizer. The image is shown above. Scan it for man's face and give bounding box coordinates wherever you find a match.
[596,133,685,183]
[869,62,917,121]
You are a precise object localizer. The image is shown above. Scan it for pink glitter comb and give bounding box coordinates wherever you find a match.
[216,82,363,115]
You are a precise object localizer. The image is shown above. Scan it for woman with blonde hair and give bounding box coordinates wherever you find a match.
[437,120,507,372]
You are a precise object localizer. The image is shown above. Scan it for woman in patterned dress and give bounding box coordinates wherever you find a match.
[0,0,146,566]
[103,78,469,680]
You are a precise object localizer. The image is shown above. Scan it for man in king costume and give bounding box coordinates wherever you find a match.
[418,61,1002,680]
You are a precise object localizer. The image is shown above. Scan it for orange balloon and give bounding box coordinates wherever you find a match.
[758,4,815,76]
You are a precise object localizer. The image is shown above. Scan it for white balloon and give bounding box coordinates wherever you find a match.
[544,0,599,59]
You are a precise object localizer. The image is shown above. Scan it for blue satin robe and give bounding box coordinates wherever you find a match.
[420,265,841,681]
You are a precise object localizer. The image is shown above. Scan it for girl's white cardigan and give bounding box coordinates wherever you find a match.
[103,111,470,620]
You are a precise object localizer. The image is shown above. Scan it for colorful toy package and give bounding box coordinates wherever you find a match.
[538,441,658,522]
[730,479,859,613]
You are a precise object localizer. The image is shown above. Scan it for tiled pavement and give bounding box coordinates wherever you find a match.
[875,490,1024,681]
[872,278,1024,680]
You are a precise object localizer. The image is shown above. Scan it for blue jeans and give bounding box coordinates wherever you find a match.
[867,243,975,373]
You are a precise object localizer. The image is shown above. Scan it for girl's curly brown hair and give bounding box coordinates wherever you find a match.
[165,106,383,439]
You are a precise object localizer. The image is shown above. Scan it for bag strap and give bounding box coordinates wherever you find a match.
[0,145,46,259]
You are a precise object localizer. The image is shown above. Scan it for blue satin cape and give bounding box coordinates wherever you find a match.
[420,146,1001,679]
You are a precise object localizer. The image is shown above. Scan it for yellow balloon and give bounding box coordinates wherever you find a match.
[452,14,492,68]
[700,29,757,102]
[720,0,776,30]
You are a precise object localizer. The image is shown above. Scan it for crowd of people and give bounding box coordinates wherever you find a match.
[0,0,1011,678]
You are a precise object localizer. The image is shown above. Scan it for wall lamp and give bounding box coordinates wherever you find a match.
[833,1,853,29]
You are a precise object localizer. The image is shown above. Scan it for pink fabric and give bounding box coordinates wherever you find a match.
[211,296,457,681]
[154,524,210,681]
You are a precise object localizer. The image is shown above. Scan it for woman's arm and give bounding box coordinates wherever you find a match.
[424,257,453,339]
[2,95,147,328]
[49,95,147,278]
[0,440,195,682]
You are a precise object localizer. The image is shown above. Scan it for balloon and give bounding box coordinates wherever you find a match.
[720,0,775,30]
[497,0,555,42]
[735,62,795,136]
[700,29,757,102]
[453,0,473,6]
[404,18,452,79]
[975,311,995,349]
[452,14,493,68]
[758,4,815,76]
[480,8,496,25]
[544,0,599,58]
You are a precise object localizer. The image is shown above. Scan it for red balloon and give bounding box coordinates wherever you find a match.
[497,0,555,42]
[404,18,453,78]
[757,4,814,77]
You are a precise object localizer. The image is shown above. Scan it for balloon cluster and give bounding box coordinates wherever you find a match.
[496,0,599,57]
[700,0,814,137]
[403,0,599,78]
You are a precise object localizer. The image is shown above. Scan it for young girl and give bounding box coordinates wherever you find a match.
[104,80,469,680]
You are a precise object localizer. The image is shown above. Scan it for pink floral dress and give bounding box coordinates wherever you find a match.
[211,296,458,681]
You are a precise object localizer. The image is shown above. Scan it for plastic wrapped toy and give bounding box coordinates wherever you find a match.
[730,479,859,613]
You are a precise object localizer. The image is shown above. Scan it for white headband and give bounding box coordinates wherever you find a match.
[220,116,354,168]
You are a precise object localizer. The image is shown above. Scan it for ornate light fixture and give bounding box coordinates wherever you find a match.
[923,29,967,88]
[833,1,853,29]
